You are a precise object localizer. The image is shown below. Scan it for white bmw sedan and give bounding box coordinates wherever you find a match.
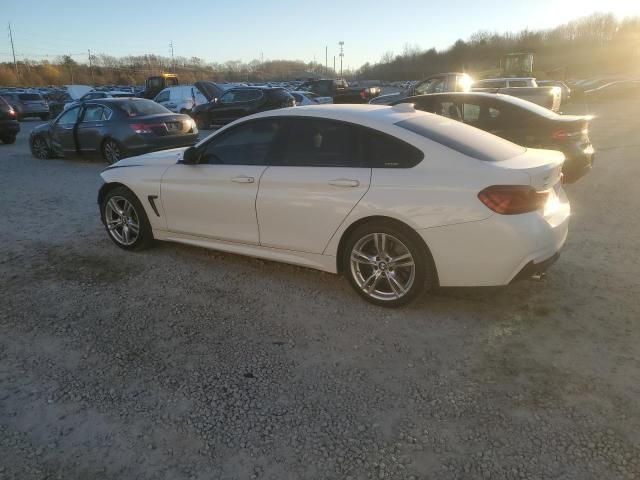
[98,104,569,307]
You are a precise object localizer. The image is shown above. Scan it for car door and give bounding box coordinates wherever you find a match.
[77,104,112,154]
[49,105,81,156]
[160,118,284,244]
[256,117,371,254]
[217,89,255,124]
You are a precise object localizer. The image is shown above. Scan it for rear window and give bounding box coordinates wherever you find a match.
[396,115,526,162]
[116,99,171,117]
[18,93,42,101]
[268,88,293,100]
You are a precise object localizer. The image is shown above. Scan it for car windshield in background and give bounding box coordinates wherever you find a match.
[117,99,171,117]
[396,115,526,162]
[18,93,42,101]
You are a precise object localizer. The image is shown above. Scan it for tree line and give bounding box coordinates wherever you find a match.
[0,54,337,87]
[357,13,640,81]
[1,12,638,87]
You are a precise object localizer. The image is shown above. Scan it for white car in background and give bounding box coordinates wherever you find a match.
[290,91,333,105]
[98,104,569,307]
[154,82,231,114]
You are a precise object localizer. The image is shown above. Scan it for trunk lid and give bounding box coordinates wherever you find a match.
[496,148,565,190]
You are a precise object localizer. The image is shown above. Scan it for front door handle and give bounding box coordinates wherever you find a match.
[329,179,360,187]
[231,175,255,184]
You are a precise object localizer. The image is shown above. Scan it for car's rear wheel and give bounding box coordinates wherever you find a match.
[343,221,434,307]
[102,139,124,164]
[31,136,50,158]
[101,187,153,251]
[1,134,16,144]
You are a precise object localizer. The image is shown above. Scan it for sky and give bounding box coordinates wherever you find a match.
[2,0,639,69]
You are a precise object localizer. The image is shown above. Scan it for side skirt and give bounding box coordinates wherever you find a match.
[153,230,339,274]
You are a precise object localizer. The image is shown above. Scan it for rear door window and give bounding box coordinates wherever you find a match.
[508,80,528,87]
[276,118,360,167]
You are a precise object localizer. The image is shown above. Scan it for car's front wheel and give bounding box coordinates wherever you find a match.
[30,136,50,158]
[101,187,153,250]
[343,221,435,307]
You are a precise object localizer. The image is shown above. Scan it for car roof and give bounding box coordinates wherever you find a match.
[398,92,560,118]
[244,104,433,129]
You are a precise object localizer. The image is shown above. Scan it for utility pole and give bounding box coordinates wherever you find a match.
[8,22,19,81]
[325,46,328,77]
[169,41,175,73]
[333,56,335,75]
[339,41,344,78]
[88,49,94,85]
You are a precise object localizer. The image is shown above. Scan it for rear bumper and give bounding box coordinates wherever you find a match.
[418,192,570,287]
[125,134,199,155]
[0,120,20,135]
[510,252,560,282]
[562,146,594,183]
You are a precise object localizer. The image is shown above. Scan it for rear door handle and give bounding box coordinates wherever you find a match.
[231,175,255,184]
[329,179,360,187]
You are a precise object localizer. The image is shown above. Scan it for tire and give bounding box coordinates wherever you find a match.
[342,220,435,307]
[101,186,153,251]
[40,114,50,121]
[30,136,50,159]
[101,138,125,165]
[1,134,16,144]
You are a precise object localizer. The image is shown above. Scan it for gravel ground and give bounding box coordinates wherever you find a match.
[1,100,639,480]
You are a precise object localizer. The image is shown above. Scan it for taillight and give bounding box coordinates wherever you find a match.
[129,123,154,134]
[478,185,549,215]
[359,90,366,100]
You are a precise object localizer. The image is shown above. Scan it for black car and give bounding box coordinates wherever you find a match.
[392,92,594,183]
[29,98,198,164]
[0,95,20,144]
[190,86,295,129]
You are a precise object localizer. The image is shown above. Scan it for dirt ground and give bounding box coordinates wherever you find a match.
[1,99,639,480]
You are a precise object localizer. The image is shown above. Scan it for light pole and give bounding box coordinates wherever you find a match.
[338,41,344,78]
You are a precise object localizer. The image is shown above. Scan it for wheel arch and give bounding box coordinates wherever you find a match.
[335,215,440,286]
[98,182,131,214]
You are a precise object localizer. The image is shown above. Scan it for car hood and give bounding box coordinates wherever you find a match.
[194,81,223,102]
[65,85,93,100]
[109,147,187,168]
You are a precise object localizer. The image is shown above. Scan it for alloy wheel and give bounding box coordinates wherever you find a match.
[32,137,49,159]
[349,232,416,301]
[103,140,121,164]
[104,196,140,246]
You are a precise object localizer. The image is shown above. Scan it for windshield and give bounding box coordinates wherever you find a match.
[116,99,171,117]
[396,115,526,162]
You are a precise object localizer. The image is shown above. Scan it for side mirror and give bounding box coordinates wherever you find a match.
[181,146,199,165]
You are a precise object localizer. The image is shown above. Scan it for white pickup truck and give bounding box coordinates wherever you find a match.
[473,78,562,112]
